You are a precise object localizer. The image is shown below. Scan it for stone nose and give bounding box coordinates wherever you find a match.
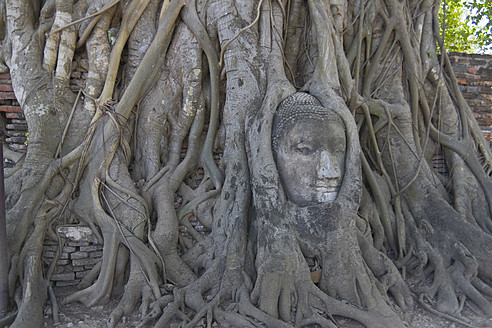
[317,151,340,179]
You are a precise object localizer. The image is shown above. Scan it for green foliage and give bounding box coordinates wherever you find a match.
[466,0,492,52]
[439,0,491,53]
[439,0,478,52]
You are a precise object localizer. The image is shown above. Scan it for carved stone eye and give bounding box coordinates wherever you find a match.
[295,143,313,155]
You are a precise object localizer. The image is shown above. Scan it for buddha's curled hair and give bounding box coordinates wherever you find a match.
[272,92,344,153]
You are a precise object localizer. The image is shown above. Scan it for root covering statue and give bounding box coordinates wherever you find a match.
[246,91,413,326]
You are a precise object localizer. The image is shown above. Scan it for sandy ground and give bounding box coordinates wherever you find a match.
[36,287,492,328]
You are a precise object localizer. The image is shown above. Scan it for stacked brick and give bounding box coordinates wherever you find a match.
[43,227,102,287]
[448,52,492,143]
[0,73,27,151]
[432,153,449,176]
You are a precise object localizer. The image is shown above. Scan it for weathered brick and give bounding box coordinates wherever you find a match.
[5,112,24,118]
[6,130,28,137]
[57,259,70,265]
[67,241,90,247]
[462,86,481,93]
[72,266,86,272]
[0,84,13,92]
[72,257,100,267]
[6,137,27,144]
[71,251,88,259]
[0,105,22,112]
[8,144,27,151]
[57,226,97,243]
[62,246,77,253]
[75,271,88,279]
[0,91,16,100]
[54,265,72,274]
[5,123,27,130]
[79,245,103,252]
[51,272,75,281]
[90,250,103,258]
[56,279,81,287]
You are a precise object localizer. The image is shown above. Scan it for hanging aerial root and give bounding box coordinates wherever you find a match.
[182,1,223,189]
[218,0,264,68]
[101,176,165,279]
[43,0,73,72]
[102,0,184,132]
[96,0,152,110]
[46,282,60,325]
[52,0,121,35]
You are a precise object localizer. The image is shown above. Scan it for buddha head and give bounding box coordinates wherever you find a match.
[272,93,346,207]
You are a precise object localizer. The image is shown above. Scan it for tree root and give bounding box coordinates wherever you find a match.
[63,231,119,306]
[0,310,17,328]
[107,271,146,328]
[418,294,477,328]
[47,282,60,325]
[138,294,174,328]
[182,0,223,189]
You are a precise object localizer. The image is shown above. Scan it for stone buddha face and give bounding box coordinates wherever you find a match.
[273,93,346,207]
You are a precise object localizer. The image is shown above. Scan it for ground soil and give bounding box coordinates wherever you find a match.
[38,286,492,328]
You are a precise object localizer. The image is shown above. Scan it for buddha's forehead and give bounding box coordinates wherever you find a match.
[283,119,346,144]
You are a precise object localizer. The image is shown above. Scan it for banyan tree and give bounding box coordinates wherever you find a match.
[1,0,492,327]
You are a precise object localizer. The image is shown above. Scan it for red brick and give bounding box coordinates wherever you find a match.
[467,99,489,107]
[0,105,22,112]
[8,144,27,151]
[5,112,23,118]
[0,91,16,100]
[464,73,481,80]
[0,84,13,91]
[468,67,478,74]
[468,80,492,86]
[476,113,492,126]
[0,73,10,79]
[456,78,467,85]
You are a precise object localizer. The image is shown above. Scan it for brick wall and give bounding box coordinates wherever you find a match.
[448,52,492,137]
[43,227,102,287]
[0,73,27,152]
